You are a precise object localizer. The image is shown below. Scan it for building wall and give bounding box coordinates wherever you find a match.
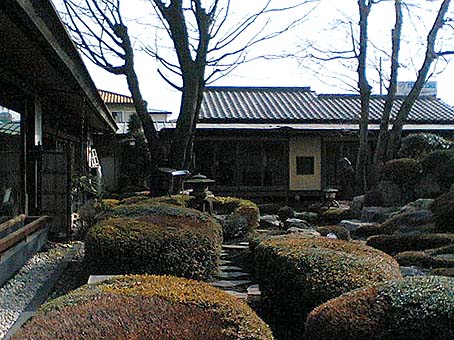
[289,136,322,191]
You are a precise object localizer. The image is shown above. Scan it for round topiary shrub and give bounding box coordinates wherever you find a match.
[381,158,421,185]
[305,276,454,340]
[85,203,222,280]
[430,191,454,233]
[12,275,273,340]
[210,196,260,240]
[255,235,401,339]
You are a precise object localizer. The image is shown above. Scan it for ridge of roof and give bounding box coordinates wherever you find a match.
[205,86,313,92]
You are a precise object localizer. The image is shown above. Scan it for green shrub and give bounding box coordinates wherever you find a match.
[255,235,401,339]
[381,158,422,185]
[430,191,454,233]
[316,225,351,241]
[12,275,273,340]
[367,233,454,255]
[305,276,454,340]
[420,149,454,192]
[399,133,453,159]
[210,196,260,240]
[85,203,222,280]
[364,190,384,207]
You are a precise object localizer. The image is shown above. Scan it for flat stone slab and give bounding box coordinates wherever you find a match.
[247,284,261,296]
[219,265,243,271]
[239,241,249,246]
[224,291,248,300]
[217,271,250,279]
[220,260,233,265]
[209,280,251,288]
[87,275,118,284]
[222,244,249,250]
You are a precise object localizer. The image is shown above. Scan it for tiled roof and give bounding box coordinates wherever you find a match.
[99,90,134,104]
[200,87,454,124]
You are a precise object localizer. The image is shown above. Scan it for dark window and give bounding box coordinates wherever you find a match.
[296,156,314,175]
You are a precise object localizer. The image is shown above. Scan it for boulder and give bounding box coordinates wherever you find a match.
[259,215,281,229]
[350,195,365,213]
[377,180,402,207]
[284,218,312,229]
[338,219,376,232]
[277,206,295,221]
[361,207,396,223]
[294,211,319,224]
[286,227,320,237]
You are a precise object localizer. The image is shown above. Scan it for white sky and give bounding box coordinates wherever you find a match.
[55,0,454,116]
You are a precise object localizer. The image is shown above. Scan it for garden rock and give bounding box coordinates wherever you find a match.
[361,207,395,223]
[351,195,365,213]
[377,180,402,207]
[277,206,295,221]
[338,219,376,232]
[395,198,435,214]
[259,215,281,229]
[400,266,426,277]
[284,218,312,229]
[294,211,318,224]
[286,227,320,237]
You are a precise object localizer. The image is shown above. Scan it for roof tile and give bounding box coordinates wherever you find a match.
[200,87,454,124]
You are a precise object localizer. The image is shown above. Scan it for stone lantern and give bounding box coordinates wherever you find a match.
[185,174,215,213]
[323,188,340,208]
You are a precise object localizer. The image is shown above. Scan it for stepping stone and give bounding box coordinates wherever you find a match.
[247,284,261,296]
[224,291,248,300]
[217,271,250,279]
[239,241,249,246]
[220,260,233,265]
[87,275,118,284]
[222,244,249,250]
[219,265,243,271]
[209,280,251,289]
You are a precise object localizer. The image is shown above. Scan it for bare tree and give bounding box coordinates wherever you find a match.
[61,0,318,172]
[385,0,454,160]
[147,0,318,169]
[299,0,453,192]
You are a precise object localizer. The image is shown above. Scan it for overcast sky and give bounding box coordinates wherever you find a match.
[54,0,454,115]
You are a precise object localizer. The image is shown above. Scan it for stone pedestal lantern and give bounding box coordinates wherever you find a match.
[185,174,215,213]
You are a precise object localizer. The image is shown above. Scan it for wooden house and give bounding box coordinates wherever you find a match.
[157,86,454,200]
[0,0,117,237]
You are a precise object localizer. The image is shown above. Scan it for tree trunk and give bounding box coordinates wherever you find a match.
[355,0,372,194]
[371,0,402,184]
[386,0,451,160]
[117,24,165,169]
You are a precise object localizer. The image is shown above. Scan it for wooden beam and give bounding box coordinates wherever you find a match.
[0,214,26,234]
[0,215,48,254]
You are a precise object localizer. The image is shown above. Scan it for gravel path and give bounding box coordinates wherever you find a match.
[0,243,73,339]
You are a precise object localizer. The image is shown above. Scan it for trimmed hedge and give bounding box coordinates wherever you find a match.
[366,233,454,255]
[399,133,452,159]
[85,203,222,280]
[430,191,454,233]
[12,275,273,340]
[255,235,401,338]
[118,195,260,241]
[305,276,454,340]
